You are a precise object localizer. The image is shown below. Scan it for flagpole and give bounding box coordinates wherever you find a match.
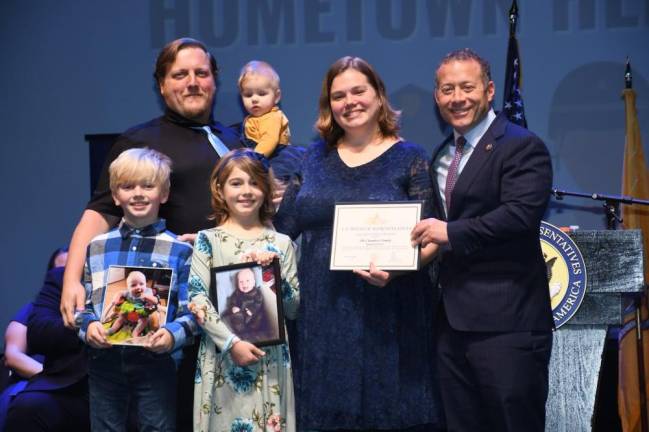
[503,0,527,128]
[634,292,648,432]
[625,57,649,432]
[509,0,518,36]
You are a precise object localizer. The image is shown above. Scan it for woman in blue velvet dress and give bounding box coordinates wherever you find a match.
[275,57,442,431]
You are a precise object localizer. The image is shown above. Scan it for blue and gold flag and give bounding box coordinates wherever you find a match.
[618,58,649,432]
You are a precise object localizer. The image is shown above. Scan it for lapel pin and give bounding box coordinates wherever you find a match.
[485,143,493,152]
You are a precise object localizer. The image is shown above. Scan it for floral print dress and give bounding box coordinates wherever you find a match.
[188,227,299,432]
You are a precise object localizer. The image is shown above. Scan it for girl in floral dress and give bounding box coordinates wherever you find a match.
[188,149,299,432]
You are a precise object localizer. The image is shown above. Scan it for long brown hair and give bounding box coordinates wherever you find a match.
[209,149,276,226]
[315,56,400,148]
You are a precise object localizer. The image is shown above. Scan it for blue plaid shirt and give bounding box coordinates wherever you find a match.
[78,219,198,361]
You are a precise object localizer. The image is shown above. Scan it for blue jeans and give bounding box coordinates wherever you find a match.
[88,346,176,432]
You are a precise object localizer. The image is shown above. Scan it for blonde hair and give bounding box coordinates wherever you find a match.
[209,149,276,226]
[238,60,280,91]
[109,148,172,195]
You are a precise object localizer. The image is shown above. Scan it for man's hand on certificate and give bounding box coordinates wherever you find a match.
[353,262,394,287]
[411,218,449,248]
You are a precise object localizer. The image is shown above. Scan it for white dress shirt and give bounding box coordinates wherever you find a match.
[435,109,497,217]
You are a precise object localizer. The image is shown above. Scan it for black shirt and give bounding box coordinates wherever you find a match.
[87,109,244,234]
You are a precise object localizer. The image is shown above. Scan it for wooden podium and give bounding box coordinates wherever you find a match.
[546,229,645,431]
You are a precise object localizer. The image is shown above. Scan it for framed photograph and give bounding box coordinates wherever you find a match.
[330,201,422,271]
[100,265,173,346]
[209,259,285,347]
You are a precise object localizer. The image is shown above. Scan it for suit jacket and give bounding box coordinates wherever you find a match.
[432,112,554,332]
[25,267,88,391]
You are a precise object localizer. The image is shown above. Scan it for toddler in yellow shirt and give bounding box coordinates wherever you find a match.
[238,60,291,159]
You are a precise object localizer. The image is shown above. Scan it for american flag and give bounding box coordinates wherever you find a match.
[503,0,527,128]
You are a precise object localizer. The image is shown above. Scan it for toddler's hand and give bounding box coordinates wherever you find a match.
[189,302,206,326]
[230,340,265,366]
[86,321,111,349]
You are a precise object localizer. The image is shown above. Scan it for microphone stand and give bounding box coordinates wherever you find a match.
[552,187,649,432]
[551,187,649,230]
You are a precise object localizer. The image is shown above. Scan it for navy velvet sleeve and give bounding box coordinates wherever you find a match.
[28,268,84,356]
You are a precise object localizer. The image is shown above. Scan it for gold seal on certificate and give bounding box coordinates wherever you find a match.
[330,201,422,271]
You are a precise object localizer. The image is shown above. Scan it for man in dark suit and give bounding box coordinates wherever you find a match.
[5,266,90,431]
[411,48,554,432]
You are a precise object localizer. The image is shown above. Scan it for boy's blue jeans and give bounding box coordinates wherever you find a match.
[88,346,177,432]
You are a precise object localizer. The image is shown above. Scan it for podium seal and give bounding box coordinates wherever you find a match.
[539,221,587,328]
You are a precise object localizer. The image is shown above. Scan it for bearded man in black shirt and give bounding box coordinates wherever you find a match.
[60,37,243,430]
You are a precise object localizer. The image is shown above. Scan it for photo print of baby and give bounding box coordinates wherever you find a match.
[210,259,285,347]
[100,265,172,346]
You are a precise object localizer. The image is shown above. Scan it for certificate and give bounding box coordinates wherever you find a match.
[330,201,422,271]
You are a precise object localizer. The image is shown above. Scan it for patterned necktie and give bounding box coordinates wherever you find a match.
[194,126,230,157]
[445,136,466,211]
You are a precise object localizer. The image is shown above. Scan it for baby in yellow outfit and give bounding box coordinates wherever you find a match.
[238,60,291,158]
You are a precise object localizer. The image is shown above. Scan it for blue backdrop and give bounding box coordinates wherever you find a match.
[1,0,648,330]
